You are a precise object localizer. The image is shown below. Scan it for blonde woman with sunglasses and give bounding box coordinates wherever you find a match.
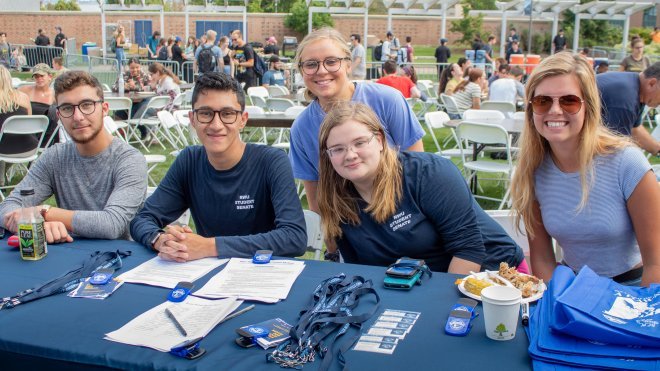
[510,53,660,287]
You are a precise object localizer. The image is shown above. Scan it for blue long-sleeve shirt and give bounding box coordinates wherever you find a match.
[336,152,523,272]
[130,144,307,258]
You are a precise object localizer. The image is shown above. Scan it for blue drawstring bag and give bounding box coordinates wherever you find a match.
[527,266,660,370]
[551,266,660,348]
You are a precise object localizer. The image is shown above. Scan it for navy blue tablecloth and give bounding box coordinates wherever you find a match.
[0,238,531,370]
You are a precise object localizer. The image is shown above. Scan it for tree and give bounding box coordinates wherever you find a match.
[449,0,497,46]
[494,323,509,337]
[43,0,80,10]
[560,0,623,48]
[284,0,334,36]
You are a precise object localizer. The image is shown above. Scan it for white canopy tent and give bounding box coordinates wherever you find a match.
[571,1,656,56]
[383,0,461,39]
[98,0,166,58]
[182,0,248,41]
[306,0,374,43]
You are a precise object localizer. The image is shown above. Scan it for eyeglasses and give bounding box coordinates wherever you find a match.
[56,100,103,118]
[193,109,242,124]
[529,95,583,115]
[326,134,377,158]
[299,57,351,75]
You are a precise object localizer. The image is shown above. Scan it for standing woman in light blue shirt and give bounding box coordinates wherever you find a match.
[510,53,660,287]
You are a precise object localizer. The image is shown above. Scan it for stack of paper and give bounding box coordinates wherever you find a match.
[105,296,241,352]
[194,258,305,303]
[116,257,228,288]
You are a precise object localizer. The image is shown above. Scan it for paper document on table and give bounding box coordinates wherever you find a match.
[116,256,228,288]
[194,258,305,302]
[105,296,241,352]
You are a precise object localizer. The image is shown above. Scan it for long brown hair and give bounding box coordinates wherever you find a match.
[454,68,483,93]
[148,62,180,84]
[317,102,403,241]
[0,65,21,113]
[510,52,631,237]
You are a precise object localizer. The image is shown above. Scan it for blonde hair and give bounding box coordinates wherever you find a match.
[510,52,631,237]
[317,102,403,242]
[294,27,352,101]
[0,65,20,114]
[206,30,217,42]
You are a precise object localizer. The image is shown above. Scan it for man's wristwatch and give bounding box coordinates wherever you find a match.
[150,229,166,250]
[39,205,51,220]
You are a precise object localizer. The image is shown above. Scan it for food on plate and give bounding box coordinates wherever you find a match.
[498,262,544,298]
[462,276,493,296]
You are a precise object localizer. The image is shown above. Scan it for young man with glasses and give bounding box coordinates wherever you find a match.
[0,71,147,243]
[130,72,306,262]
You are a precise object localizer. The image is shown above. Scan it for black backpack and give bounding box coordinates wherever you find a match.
[197,46,216,74]
[253,53,268,78]
[373,44,383,61]
[157,46,169,61]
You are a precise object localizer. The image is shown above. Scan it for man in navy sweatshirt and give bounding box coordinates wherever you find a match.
[130,72,306,262]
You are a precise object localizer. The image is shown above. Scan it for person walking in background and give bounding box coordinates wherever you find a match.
[218,36,233,76]
[350,33,366,80]
[171,36,186,71]
[34,28,50,46]
[264,36,280,55]
[53,26,67,52]
[114,25,126,67]
[230,29,256,91]
[147,31,160,60]
[620,37,651,73]
[435,38,450,77]
[552,29,567,53]
[405,36,414,63]
[0,32,10,68]
[195,30,222,76]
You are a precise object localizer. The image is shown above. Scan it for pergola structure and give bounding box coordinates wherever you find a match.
[182,0,248,41]
[470,0,578,57]
[98,0,166,58]
[306,0,374,42]
[572,1,656,56]
[383,0,461,39]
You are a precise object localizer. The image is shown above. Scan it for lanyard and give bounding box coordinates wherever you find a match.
[1,250,131,310]
[268,274,380,370]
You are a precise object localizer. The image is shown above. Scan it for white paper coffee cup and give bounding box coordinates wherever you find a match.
[481,285,522,341]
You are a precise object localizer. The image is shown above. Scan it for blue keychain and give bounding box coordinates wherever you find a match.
[90,268,115,285]
[168,281,194,302]
[252,250,273,264]
[445,298,479,336]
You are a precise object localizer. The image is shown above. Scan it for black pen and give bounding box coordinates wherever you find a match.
[521,302,530,326]
[165,308,188,336]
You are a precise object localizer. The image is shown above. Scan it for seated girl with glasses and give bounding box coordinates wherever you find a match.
[510,53,660,286]
[130,72,306,262]
[317,102,524,274]
[290,28,426,259]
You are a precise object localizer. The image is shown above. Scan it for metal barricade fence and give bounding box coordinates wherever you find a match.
[64,53,119,87]
[181,60,195,83]
[10,44,64,68]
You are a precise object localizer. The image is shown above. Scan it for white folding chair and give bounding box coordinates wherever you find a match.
[512,111,526,121]
[243,106,268,145]
[125,96,171,152]
[268,85,289,97]
[102,83,112,93]
[423,111,462,159]
[249,95,269,111]
[304,210,324,260]
[481,101,516,118]
[105,96,132,142]
[144,154,166,187]
[0,115,49,199]
[173,109,196,145]
[266,98,296,113]
[484,210,529,260]
[457,121,515,209]
[156,111,186,152]
[284,106,305,117]
[463,109,506,122]
[440,93,462,119]
[246,86,269,99]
